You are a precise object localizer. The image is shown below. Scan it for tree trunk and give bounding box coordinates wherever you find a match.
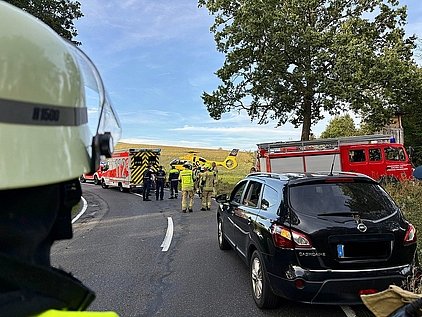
[301,99,312,141]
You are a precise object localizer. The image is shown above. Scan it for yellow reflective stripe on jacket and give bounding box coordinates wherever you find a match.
[35,309,119,317]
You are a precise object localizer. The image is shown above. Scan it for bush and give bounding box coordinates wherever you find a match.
[383,180,422,262]
[383,180,422,293]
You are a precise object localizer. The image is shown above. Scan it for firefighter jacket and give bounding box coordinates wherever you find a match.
[168,168,179,182]
[200,171,215,192]
[143,168,154,183]
[155,169,166,184]
[179,169,194,191]
[0,253,119,317]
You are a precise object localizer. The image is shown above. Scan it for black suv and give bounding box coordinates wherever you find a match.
[216,172,418,308]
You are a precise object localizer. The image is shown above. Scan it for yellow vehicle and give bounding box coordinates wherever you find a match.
[169,149,239,171]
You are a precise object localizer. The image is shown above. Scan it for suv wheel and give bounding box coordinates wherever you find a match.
[250,250,280,309]
[218,217,231,250]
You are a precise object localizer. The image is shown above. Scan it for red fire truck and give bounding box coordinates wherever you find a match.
[100,148,161,193]
[256,134,413,182]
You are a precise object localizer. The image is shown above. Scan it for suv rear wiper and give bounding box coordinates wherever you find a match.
[317,211,360,223]
[317,212,359,217]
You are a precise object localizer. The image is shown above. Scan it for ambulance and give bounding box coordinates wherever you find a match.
[80,161,107,185]
[100,148,161,192]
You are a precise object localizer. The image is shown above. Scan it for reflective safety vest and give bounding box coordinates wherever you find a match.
[179,169,194,190]
[36,310,119,316]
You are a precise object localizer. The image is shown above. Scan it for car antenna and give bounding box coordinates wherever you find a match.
[328,154,336,176]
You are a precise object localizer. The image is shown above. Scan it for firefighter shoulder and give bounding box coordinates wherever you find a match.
[0,2,120,316]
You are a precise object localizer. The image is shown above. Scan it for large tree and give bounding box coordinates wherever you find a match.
[5,0,83,45]
[199,0,422,140]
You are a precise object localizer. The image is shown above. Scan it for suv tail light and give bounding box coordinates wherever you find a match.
[271,224,312,248]
[404,223,417,245]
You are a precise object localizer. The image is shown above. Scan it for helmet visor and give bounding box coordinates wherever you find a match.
[65,41,122,157]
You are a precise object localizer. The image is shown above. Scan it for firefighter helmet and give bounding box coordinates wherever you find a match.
[0,2,121,190]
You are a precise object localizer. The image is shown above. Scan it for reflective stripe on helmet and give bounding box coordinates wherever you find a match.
[0,98,88,126]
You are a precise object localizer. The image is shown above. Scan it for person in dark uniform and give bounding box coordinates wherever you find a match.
[155,166,166,200]
[143,165,154,201]
[168,165,180,199]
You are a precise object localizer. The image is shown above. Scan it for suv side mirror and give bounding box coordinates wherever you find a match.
[216,193,229,203]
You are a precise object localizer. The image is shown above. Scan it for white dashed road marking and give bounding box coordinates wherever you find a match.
[161,217,174,252]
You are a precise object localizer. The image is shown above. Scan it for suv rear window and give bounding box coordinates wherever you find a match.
[289,182,397,221]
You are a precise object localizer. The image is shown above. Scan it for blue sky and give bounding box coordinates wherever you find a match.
[75,0,422,151]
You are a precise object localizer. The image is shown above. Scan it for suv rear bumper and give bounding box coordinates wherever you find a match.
[268,264,413,305]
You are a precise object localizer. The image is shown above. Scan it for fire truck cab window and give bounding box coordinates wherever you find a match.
[369,148,382,161]
[349,150,366,162]
[385,147,406,161]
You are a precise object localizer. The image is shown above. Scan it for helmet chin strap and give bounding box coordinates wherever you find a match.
[90,132,113,173]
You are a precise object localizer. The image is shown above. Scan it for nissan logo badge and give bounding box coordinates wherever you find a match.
[357,223,367,232]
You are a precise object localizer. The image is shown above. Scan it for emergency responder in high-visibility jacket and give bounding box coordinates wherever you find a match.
[200,164,215,211]
[178,163,195,212]
[168,165,179,199]
[0,2,121,316]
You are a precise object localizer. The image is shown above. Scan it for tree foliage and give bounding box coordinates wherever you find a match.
[199,0,422,141]
[320,114,357,138]
[5,0,83,45]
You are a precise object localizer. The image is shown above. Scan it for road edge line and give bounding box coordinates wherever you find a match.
[72,196,88,224]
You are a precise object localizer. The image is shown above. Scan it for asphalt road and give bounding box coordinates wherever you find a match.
[51,183,372,317]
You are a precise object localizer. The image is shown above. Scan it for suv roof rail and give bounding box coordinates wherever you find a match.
[316,171,368,178]
[249,172,290,181]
